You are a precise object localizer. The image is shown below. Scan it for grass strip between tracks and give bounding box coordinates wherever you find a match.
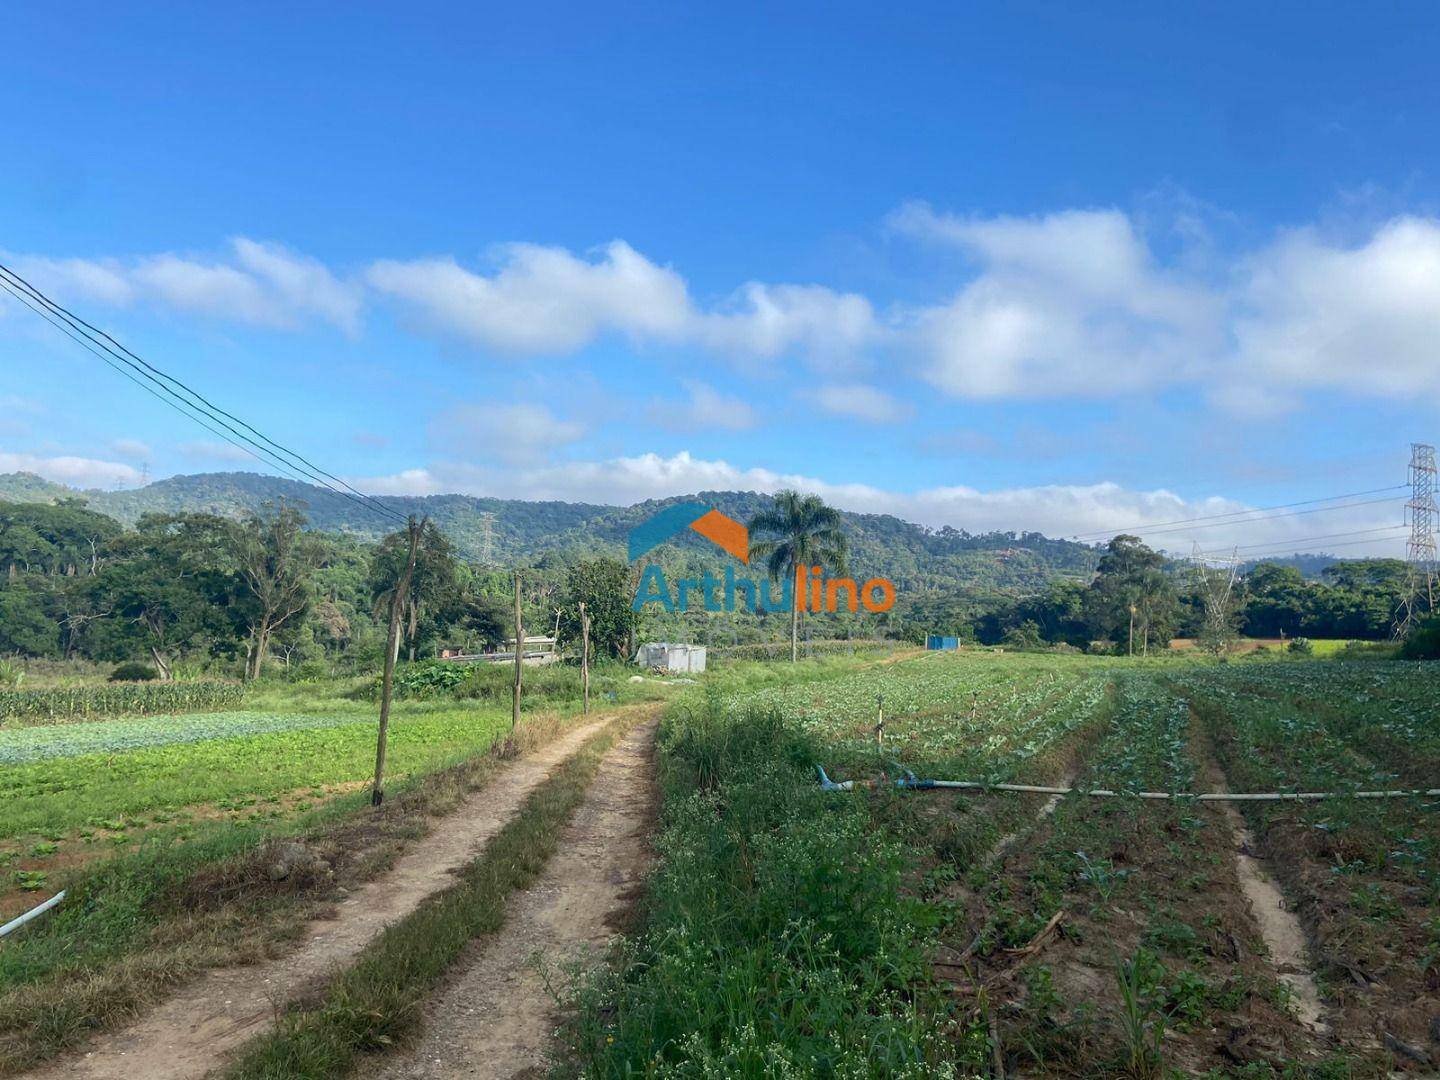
[220,711,637,1080]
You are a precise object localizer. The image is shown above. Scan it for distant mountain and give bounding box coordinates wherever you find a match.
[0,470,1105,597]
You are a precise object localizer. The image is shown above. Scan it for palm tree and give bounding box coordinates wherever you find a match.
[748,491,849,662]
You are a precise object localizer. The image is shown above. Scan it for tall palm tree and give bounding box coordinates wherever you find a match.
[748,491,849,662]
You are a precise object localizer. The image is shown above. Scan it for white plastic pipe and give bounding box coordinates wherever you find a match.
[0,890,65,939]
[816,766,1440,802]
[922,780,1440,802]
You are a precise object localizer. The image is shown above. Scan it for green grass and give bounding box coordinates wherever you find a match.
[220,713,635,1080]
[557,691,973,1076]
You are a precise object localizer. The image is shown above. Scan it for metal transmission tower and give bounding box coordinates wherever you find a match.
[1190,543,1241,647]
[479,512,496,566]
[1397,442,1437,636]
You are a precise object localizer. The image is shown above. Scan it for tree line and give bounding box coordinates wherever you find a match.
[962,535,1418,650]
[0,499,640,678]
[1,497,1427,674]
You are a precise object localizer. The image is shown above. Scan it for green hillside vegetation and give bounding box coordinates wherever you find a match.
[0,472,1423,674]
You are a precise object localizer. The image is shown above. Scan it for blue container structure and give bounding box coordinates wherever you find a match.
[926,635,960,651]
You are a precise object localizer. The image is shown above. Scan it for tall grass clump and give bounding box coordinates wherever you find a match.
[559,689,964,1076]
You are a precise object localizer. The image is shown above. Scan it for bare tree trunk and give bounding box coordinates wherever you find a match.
[512,570,523,733]
[150,646,172,682]
[790,563,801,663]
[579,600,590,716]
[373,519,423,807]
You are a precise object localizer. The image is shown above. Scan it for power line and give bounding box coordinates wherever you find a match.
[0,263,407,526]
[1190,524,1409,560]
[0,276,363,504]
[1067,486,1408,542]
[0,278,322,488]
[0,263,404,524]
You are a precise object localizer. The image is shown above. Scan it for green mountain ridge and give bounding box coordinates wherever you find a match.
[0,470,1103,596]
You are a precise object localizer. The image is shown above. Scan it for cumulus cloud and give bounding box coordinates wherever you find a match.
[179,439,256,464]
[110,438,153,460]
[354,450,1404,556]
[651,380,759,431]
[1232,216,1440,396]
[6,239,361,333]
[429,402,586,465]
[0,452,142,489]
[893,203,1221,398]
[368,241,691,354]
[808,382,909,424]
[367,242,880,368]
[698,283,881,370]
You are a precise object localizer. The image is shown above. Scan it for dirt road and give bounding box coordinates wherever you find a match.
[373,717,657,1080]
[25,713,629,1080]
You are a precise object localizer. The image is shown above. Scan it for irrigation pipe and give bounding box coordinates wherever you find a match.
[0,890,65,939]
[815,766,1440,803]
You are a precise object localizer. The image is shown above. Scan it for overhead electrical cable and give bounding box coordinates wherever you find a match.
[0,262,407,526]
[0,278,327,489]
[1187,524,1409,560]
[1067,486,1408,542]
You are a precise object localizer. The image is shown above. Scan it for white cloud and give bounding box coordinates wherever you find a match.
[1232,216,1440,396]
[6,239,361,333]
[652,380,759,431]
[808,382,909,424]
[0,452,142,489]
[367,242,880,368]
[698,283,880,370]
[178,439,256,464]
[355,450,1405,556]
[110,438,153,460]
[894,204,1221,398]
[429,402,585,465]
[367,241,691,354]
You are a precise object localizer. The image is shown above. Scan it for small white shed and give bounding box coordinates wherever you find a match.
[633,642,707,674]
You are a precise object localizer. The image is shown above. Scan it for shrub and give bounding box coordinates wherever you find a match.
[1287,637,1314,656]
[0,660,22,690]
[288,660,329,684]
[1399,615,1440,660]
[109,662,160,682]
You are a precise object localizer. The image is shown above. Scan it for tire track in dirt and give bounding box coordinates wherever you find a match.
[21,711,635,1080]
[1200,756,1330,1036]
[372,717,657,1080]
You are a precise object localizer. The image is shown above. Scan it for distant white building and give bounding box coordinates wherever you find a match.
[634,642,707,674]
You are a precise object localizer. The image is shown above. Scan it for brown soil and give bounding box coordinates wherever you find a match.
[19,712,631,1080]
[929,717,1338,1077]
[1201,756,1329,1035]
[371,717,658,1080]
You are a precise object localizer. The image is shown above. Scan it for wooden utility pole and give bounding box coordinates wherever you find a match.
[512,569,523,733]
[579,600,591,715]
[373,516,423,807]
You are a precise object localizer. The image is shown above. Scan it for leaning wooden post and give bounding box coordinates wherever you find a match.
[579,600,591,715]
[512,569,523,733]
[373,516,423,807]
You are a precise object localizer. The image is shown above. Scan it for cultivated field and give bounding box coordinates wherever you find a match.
[3,649,1436,1078]
[564,650,1440,1078]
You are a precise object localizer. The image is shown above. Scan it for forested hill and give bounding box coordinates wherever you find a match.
[0,470,1100,595]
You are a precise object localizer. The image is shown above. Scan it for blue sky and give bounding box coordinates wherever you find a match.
[2,3,1438,555]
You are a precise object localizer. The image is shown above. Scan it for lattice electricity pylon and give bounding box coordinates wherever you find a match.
[1397,442,1438,637]
[1190,542,1241,644]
